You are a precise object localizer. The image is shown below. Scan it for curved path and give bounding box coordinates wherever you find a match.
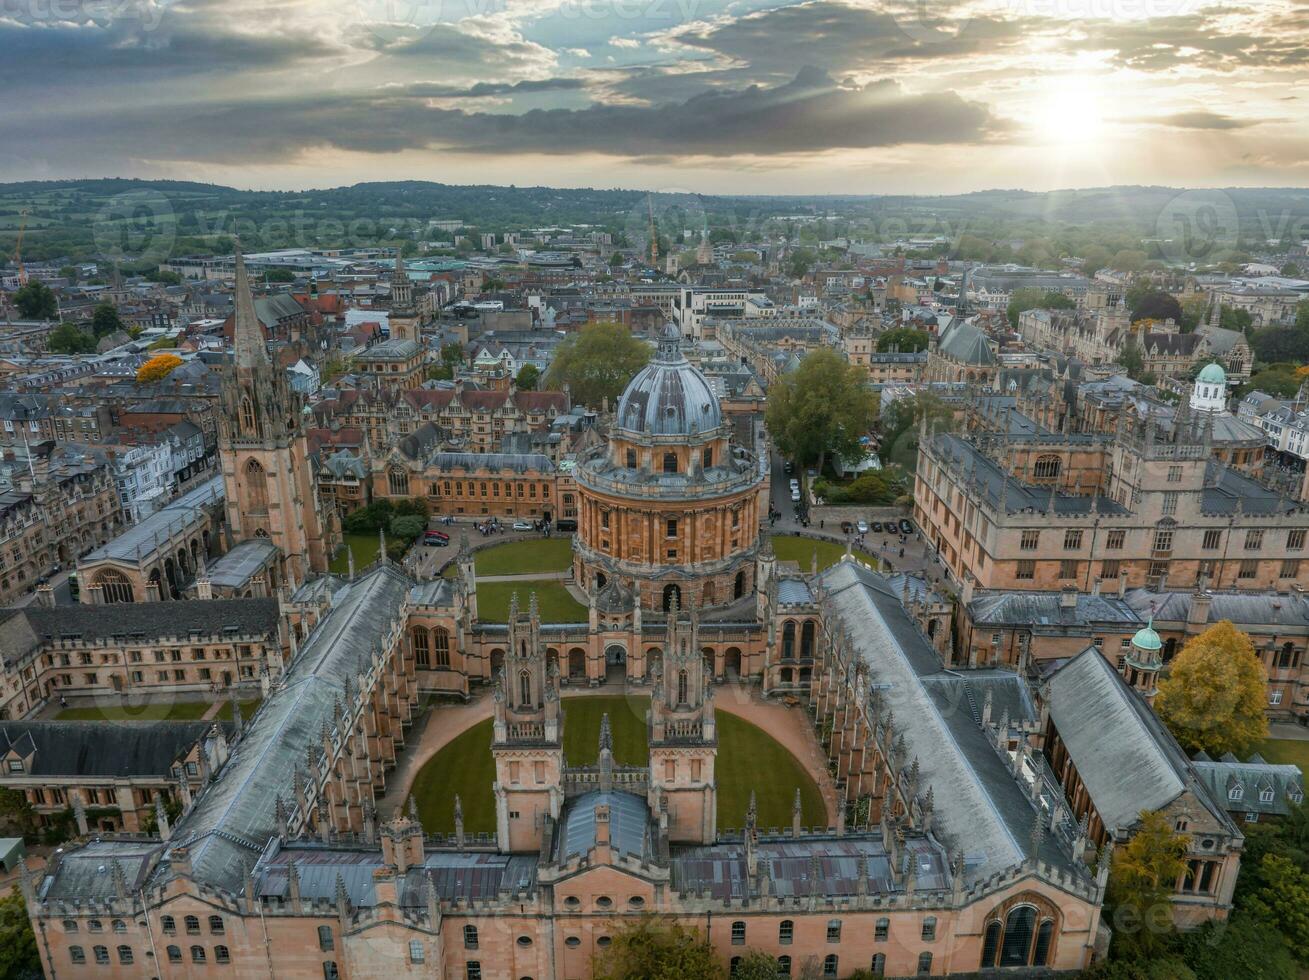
[382,682,839,826]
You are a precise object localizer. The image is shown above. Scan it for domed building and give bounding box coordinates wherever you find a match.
[574,325,768,611]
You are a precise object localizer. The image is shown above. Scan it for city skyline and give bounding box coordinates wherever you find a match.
[2,0,1307,194]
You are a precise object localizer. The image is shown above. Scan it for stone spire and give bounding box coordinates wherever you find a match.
[233,240,268,370]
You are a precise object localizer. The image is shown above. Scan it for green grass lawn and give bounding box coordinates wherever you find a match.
[474,537,574,576]
[476,580,588,623]
[1252,738,1309,770]
[410,696,825,834]
[771,535,877,572]
[328,533,382,574]
[220,699,263,722]
[56,700,213,722]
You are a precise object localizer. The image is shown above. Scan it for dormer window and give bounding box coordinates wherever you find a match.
[7,759,22,773]
[1260,787,1275,803]
[1228,784,1244,802]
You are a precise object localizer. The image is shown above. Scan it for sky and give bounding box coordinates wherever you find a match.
[0,0,1307,194]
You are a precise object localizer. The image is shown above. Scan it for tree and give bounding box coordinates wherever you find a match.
[13,280,57,320]
[1218,306,1253,333]
[1242,364,1303,398]
[734,950,784,980]
[544,321,651,409]
[1155,621,1268,756]
[592,917,724,980]
[876,327,929,353]
[0,887,41,980]
[45,322,97,355]
[1119,337,1146,381]
[1108,811,1191,958]
[0,788,35,837]
[1178,294,1209,331]
[1130,290,1184,324]
[135,353,184,384]
[786,247,816,279]
[878,392,954,471]
[388,514,426,544]
[1111,249,1149,273]
[1179,912,1296,980]
[264,267,296,283]
[1245,855,1309,964]
[91,302,124,338]
[766,347,875,476]
[516,363,540,390]
[1297,299,1309,332]
[1251,328,1309,366]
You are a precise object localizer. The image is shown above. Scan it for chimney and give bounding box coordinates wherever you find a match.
[593,804,612,862]
[1059,588,1077,613]
[1118,568,1129,596]
[1189,591,1212,627]
[961,573,975,606]
[34,584,55,608]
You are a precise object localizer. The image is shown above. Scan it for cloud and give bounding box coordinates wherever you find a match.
[6,67,1005,167]
[1143,111,1260,131]
[395,78,588,98]
[610,36,642,49]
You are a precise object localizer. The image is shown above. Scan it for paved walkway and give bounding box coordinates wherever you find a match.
[382,682,839,825]
[476,571,570,583]
[1269,721,1309,741]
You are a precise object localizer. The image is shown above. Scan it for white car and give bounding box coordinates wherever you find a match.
[790,488,802,502]
[856,520,869,534]
[788,478,800,489]
[512,521,534,531]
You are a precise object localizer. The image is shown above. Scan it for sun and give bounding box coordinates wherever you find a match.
[1034,76,1105,148]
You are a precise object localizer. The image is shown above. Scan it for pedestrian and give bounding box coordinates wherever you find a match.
[899,547,904,558]
[820,519,825,529]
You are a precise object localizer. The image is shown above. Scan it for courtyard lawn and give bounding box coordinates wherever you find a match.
[1252,738,1309,771]
[328,533,382,574]
[410,696,825,835]
[771,535,877,573]
[474,537,574,576]
[476,580,588,623]
[56,700,213,722]
[220,699,263,722]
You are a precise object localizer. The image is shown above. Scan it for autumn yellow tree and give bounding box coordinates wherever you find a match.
[1108,810,1191,958]
[1155,620,1268,756]
[135,353,183,384]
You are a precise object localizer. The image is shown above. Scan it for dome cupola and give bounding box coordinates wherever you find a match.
[614,324,722,440]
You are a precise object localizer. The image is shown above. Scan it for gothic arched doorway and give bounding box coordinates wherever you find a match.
[568,647,586,680]
[605,644,626,681]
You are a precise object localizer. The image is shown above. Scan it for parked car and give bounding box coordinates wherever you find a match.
[840,521,853,534]
[783,460,794,474]
[423,530,450,547]
[556,519,578,532]
[856,520,869,534]
[790,488,802,502]
[512,521,534,532]
[871,521,883,533]
[899,519,914,534]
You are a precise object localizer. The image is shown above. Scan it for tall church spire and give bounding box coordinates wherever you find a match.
[233,240,268,370]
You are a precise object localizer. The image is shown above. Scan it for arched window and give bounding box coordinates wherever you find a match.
[240,397,256,434]
[778,956,792,976]
[184,916,200,935]
[434,627,451,668]
[412,627,431,669]
[779,920,793,945]
[782,620,796,659]
[730,956,741,976]
[731,921,746,945]
[160,916,175,934]
[467,962,483,980]
[208,915,224,934]
[318,926,334,951]
[870,953,886,976]
[243,458,269,512]
[875,918,889,942]
[663,452,677,474]
[519,670,532,708]
[166,945,182,963]
[112,919,127,933]
[216,945,231,964]
[801,620,816,658]
[678,669,689,704]
[980,920,1002,968]
[1001,906,1037,967]
[117,945,134,964]
[702,581,714,606]
[70,946,86,964]
[388,467,408,496]
[95,569,134,604]
[662,584,681,611]
[1034,454,1061,480]
[921,916,937,941]
[191,945,206,963]
[464,925,480,950]
[823,955,838,977]
[917,952,932,974]
[734,570,746,599]
[93,946,109,965]
[1034,920,1054,967]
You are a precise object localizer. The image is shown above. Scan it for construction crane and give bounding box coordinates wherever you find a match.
[12,209,30,285]
[647,196,658,268]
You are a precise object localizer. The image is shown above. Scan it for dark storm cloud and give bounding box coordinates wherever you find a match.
[7,67,1004,167]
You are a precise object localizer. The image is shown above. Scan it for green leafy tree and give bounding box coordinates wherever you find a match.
[13,280,57,320]
[766,347,875,475]
[0,887,40,980]
[1111,249,1149,273]
[45,322,97,355]
[1241,363,1303,398]
[1155,621,1268,756]
[1107,811,1191,958]
[878,392,954,471]
[592,917,724,980]
[1120,338,1146,380]
[264,267,296,283]
[516,363,540,390]
[91,302,125,338]
[1130,290,1184,324]
[786,247,816,278]
[1245,854,1309,964]
[544,322,651,409]
[1179,294,1209,331]
[389,514,427,544]
[875,327,929,353]
[1179,911,1297,980]
[1250,329,1309,367]
[1296,299,1309,332]
[1218,306,1253,333]
[734,950,783,980]
[0,788,35,837]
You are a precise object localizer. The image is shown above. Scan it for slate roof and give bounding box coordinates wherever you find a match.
[168,565,412,891]
[557,790,652,862]
[0,721,221,777]
[1201,463,1300,516]
[933,434,1125,516]
[1191,754,1304,817]
[1044,647,1237,837]
[6,597,278,643]
[936,320,996,366]
[202,539,280,590]
[82,475,224,564]
[428,452,555,474]
[969,591,1141,629]
[1124,588,1309,632]
[39,839,164,903]
[817,560,1073,881]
